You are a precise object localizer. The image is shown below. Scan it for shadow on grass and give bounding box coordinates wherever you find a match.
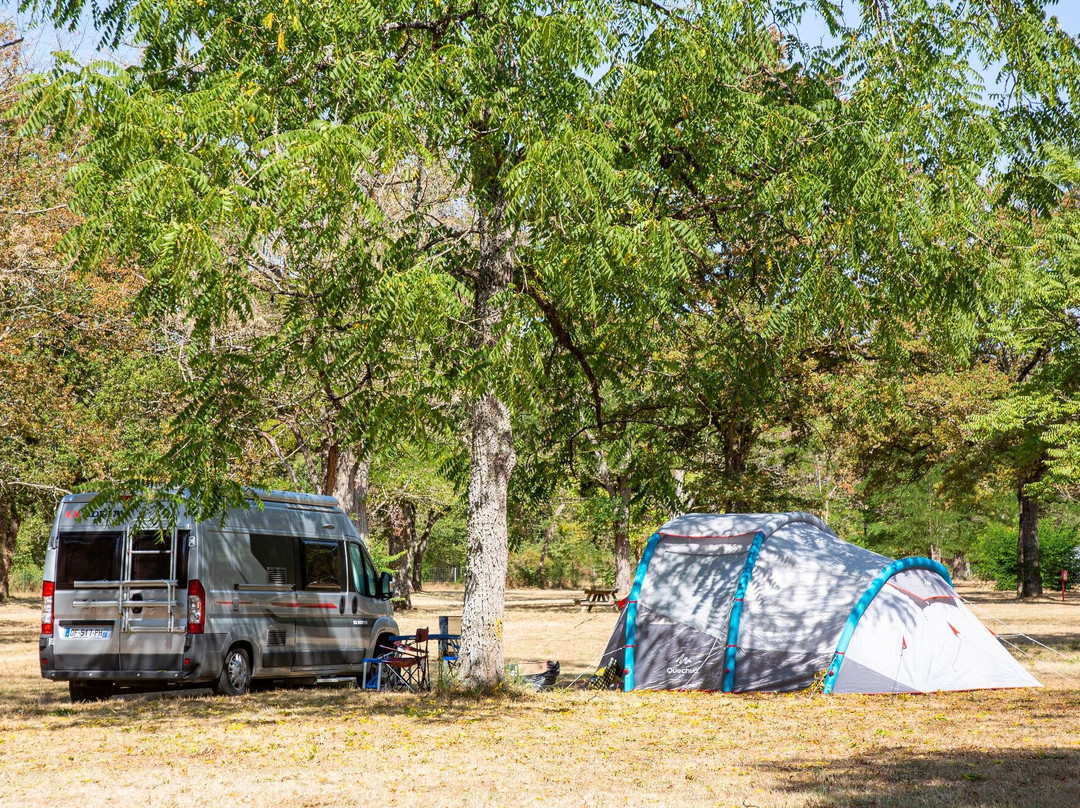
[766,747,1080,808]
[507,603,615,615]
[1002,632,1080,654]
[3,676,564,727]
[959,589,1080,608]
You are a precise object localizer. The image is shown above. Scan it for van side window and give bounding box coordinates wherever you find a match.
[362,543,382,598]
[301,539,344,591]
[349,542,379,598]
[250,534,299,586]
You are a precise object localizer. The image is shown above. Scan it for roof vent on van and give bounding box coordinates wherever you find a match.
[267,567,287,585]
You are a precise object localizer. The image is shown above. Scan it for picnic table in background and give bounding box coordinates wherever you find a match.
[574,587,619,612]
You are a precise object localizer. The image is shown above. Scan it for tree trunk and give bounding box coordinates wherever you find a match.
[412,506,449,592]
[322,441,340,497]
[0,498,20,602]
[536,501,566,587]
[598,452,633,596]
[613,473,632,595]
[951,553,972,581]
[387,498,415,609]
[459,196,516,691]
[1017,480,1043,598]
[411,517,427,593]
[672,469,692,516]
[331,448,370,538]
[722,415,755,513]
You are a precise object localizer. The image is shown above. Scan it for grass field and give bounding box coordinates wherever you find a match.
[1,584,1078,807]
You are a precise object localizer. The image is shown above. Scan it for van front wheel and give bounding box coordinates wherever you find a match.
[214,646,251,696]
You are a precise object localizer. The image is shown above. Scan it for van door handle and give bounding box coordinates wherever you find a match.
[352,596,358,614]
[339,596,345,614]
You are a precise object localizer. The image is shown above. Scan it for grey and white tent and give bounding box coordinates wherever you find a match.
[600,512,1040,694]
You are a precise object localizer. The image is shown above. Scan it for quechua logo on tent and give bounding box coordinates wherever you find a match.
[667,654,700,676]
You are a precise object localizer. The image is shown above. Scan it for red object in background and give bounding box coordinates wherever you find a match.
[1062,569,1068,602]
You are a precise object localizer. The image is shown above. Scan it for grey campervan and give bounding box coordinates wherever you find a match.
[40,490,398,702]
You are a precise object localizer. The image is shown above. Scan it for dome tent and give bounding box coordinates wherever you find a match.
[599,513,1040,694]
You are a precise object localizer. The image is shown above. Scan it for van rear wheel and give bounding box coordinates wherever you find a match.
[214,646,251,696]
[69,681,113,703]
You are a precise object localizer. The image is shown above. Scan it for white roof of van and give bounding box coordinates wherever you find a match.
[61,489,339,509]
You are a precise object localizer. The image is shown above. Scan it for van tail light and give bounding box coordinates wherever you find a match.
[41,581,54,635]
[187,579,205,634]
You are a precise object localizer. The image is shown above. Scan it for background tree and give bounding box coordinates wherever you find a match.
[370,442,459,608]
[19,0,1080,634]
[20,0,680,688]
[0,29,182,599]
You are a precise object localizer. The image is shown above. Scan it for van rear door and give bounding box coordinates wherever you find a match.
[52,530,123,673]
[119,529,187,671]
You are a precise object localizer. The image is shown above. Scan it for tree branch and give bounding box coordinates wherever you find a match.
[1,204,68,216]
[625,0,687,22]
[257,428,302,488]
[381,5,485,37]
[0,480,71,496]
[515,277,604,429]
[1017,345,1050,383]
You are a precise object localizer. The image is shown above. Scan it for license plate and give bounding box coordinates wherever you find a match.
[63,626,111,640]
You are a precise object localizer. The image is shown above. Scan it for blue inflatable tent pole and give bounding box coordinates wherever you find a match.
[821,557,953,694]
[721,530,766,693]
[623,532,662,691]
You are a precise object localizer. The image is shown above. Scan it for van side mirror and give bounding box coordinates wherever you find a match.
[380,572,393,601]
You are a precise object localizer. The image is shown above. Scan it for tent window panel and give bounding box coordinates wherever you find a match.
[734,648,832,692]
[639,545,746,638]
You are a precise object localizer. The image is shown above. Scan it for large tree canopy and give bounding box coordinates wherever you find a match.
[17,0,1080,675]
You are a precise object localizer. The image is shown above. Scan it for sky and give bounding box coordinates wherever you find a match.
[795,1,1080,46]
[5,1,1080,79]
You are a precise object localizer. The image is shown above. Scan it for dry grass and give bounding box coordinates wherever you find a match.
[1,583,1078,807]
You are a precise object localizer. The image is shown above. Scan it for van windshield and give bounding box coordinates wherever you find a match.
[56,531,122,589]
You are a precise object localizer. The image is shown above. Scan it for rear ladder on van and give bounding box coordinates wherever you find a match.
[71,527,186,633]
[121,527,185,633]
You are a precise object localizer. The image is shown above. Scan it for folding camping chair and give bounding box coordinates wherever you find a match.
[380,628,430,692]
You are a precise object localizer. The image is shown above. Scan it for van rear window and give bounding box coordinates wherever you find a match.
[56,532,122,589]
[130,529,189,585]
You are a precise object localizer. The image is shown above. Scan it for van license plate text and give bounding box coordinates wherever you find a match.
[64,627,111,640]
